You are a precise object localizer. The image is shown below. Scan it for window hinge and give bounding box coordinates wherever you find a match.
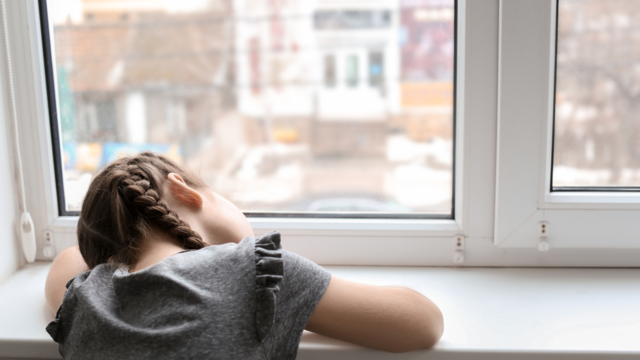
[453,234,465,264]
[43,230,56,259]
[537,221,550,251]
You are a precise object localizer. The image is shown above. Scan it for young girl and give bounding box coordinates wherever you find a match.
[45,152,443,359]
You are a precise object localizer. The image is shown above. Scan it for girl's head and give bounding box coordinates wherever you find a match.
[77,151,254,269]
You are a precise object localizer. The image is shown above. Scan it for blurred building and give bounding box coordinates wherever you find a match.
[53,0,234,169]
[231,0,454,200]
[554,0,640,186]
[234,0,399,158]
[396,0,454,142]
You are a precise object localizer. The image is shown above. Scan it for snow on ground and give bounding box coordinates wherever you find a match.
[385,164,452,210]
[386,134,453,166]
[63,170,93,211]
[553,166,640,187]
[63,135,456,213]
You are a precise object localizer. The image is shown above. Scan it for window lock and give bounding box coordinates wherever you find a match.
[537,221,550,252]
[453,235,465,264]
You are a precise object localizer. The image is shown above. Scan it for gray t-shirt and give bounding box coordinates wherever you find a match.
[46,231,331,360]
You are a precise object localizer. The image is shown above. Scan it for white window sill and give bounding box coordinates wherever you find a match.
[1,263,639,359]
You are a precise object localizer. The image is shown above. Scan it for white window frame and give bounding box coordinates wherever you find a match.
[496,0,640,250]
[8,0,640,267]
[7,0,474,263]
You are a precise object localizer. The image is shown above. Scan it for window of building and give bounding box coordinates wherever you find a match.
[324,54,336,88]
[345,54,359,88]
[368,51,384,91]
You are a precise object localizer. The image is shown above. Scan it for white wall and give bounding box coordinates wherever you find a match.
[0,97,22,283]
[0,31,23,283]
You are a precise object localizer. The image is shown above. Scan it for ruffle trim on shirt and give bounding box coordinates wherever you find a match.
[254,231,284,341]
[45,306,63,343]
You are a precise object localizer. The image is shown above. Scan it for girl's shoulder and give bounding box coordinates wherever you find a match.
[172,231,283,279]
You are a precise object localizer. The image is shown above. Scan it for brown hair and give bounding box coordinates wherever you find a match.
[77,151,207,269]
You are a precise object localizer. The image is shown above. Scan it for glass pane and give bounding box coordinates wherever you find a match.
[368,52,384,89]
[554,0,640,188]
[346,54,359,88]
[47,0,456,216]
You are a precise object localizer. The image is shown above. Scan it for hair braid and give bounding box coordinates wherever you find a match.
[119,164,206,250]
[77,151,209,269]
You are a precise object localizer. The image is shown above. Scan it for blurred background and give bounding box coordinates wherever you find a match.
[47,0,455,215]
[555,0,640,188]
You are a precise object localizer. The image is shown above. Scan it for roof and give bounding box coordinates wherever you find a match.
[53,10,232,93]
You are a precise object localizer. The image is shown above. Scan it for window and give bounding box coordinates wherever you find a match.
[11,0,639,266]
[368,51,384,91]
[44,0,457,220]
[346,54,359,88]
[324,54,336,88]
[0,0,466,265]
[496,0,640,251]
[553,0,640,189]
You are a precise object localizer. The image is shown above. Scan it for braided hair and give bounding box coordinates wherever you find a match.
[77,152,207,269]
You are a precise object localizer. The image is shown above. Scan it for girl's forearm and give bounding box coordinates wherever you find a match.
[45,246,89,315]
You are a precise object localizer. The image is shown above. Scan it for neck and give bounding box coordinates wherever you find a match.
[130,230,184,273]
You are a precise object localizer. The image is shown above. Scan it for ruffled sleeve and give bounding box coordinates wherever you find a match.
[254,231,284,341]
[45,305,63,343]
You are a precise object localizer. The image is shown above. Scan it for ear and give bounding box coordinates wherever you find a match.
[166,173,204,209]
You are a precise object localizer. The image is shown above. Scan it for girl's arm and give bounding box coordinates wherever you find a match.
[305,275,444,353]
[44,246,89,315]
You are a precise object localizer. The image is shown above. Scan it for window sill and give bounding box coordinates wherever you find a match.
[1,263,639,359]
